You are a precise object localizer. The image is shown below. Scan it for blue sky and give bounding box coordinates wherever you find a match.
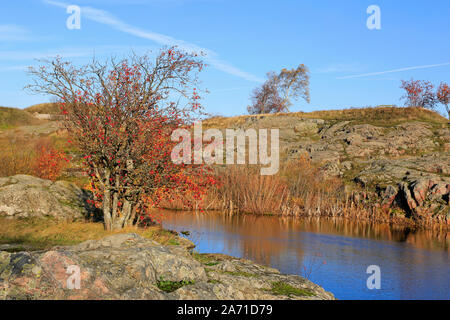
[0,0,449,116]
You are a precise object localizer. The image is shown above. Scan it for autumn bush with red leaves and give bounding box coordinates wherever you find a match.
[27,47,216,230]
[34,139,69,181]
[436,82,449,119]
[400,79,437,109]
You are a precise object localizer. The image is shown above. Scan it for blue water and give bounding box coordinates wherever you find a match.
[162,211,450,300]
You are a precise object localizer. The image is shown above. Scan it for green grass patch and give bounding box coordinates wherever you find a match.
[191,252,219,265]
[269,281,315,297]
[207,279,223,284]
[222,270,257,278]
[167,238,180,246]
[156,279,194,293]
[204,262,219,266]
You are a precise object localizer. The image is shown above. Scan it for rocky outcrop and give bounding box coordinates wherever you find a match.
[0,233,334,300]
[32,112,63,121]
[356,154,449,220]
[293,121,447,165]
[205,109,450,221]
[0,175,95,221]
[389,179,449,220]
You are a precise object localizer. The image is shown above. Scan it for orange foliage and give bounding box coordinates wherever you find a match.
[34,140,69,181]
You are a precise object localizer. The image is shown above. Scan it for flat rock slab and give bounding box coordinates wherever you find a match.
[0,233,334,300]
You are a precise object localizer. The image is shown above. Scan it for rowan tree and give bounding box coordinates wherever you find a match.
[436,82,449,119]
[400,79,437,109]
[248,65,310,114]
[26,47,215,230]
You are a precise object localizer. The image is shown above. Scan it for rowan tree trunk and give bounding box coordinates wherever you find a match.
[125,204,139,227]
[102,169,114,230]
[103,188,113,230]
[110,159,135,230]
[113,199,132,230]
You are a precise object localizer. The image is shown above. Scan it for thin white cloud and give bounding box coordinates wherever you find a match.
[0,48,97,61]
[43,0,264,82]
[0,45,160,61]
[316,63,361,73]
[212,86,254,93]
[316,63,361,74]
[73,0,154,4]
[66,0,223,7]
[0,65,28,72]
[0,24,30,41]
[337,62,450,79]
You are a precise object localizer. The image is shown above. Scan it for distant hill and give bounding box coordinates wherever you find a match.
[0,106,43,129]
[25,103,62,115]
[206,106,448,129]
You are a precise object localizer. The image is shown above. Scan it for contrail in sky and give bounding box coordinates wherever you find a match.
[337,62,450,79]
[43,0,264,83]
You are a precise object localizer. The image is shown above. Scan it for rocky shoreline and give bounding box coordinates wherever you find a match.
[0,233,334,300]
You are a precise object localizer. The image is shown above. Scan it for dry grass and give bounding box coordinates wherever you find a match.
[158,165,289,215]
[212,165,289,215]
[279,157,389,222]
[202,158,384,221]
[299,106,448,126]
[0,137,36,177]
[281,156,345,215]
[158,158,393,224]
[0,136,71,179]
[0,217,184,250]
